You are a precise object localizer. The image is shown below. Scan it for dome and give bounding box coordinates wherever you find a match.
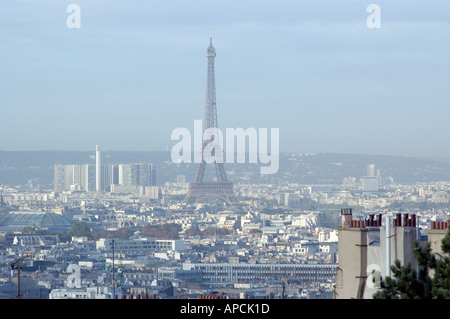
[0,211,72,231]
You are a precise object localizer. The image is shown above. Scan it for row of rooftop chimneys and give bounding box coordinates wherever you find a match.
[340,208,428,229]
[392,213,416,227]
[431,221,449,230]
[341,209,449,230]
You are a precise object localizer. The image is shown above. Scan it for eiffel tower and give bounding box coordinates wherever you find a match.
[184,31,238,205]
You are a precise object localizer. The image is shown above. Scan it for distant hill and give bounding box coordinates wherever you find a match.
[1,151,450,189]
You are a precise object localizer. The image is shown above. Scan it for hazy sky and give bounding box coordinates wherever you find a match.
[1,0,449,158]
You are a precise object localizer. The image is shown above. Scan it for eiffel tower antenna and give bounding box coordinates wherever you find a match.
[184,31,238,205]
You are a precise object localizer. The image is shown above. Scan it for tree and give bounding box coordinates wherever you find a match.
[317,211,340,229]
[22,226,39,234]
[373,226,450,299]
[202,226,229,237]
[184,225,202,238]
[22,225,48,235]
[433,255,450,298]
[67,222,92,238]
[432,227,450,298]
[114,227,134,240]
[142,223,181,240]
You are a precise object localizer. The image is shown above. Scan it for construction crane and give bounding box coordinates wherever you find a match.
[10,253,33,299]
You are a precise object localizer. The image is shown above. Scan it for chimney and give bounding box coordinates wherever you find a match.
[368,214,374,227]
[340,208,353,228]
[403,213,409,227]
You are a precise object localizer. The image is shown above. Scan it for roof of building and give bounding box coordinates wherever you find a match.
[0,211,72,231]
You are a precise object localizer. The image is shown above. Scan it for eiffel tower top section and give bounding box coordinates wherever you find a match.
[204,29,218,131]
[206,28,216,58]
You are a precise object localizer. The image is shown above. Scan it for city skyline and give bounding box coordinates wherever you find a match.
[1,1,449,158]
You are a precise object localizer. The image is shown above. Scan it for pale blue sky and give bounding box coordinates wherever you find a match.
[1,0,449,158]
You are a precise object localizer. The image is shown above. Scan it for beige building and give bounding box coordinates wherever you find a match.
[428,220,449,256]
[217,214,241,232]
[427,220,449,279]
[335,209,449,299]
[334,209,421,299]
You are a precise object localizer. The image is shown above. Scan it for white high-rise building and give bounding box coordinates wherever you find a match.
[367,164,375,177]
[96,145,102,192]
[54,164,66,192]
[362,164,380,193]
[54,164,96,192]
[118,163,153,187]
[54,156,154,193]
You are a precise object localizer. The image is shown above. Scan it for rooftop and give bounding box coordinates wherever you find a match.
[0,211,72,231]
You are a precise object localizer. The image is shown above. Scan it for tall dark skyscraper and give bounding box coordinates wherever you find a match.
[184,32,238,205]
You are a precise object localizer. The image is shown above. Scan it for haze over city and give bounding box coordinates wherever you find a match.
[1,1,450,305]
[1,0,449,158]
